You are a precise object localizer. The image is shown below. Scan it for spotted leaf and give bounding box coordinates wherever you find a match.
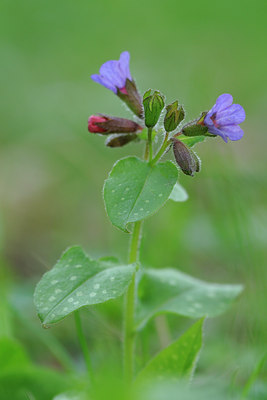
[34,246,135,326]
[104,157,178,232]
[135,268,243,330]
[137,318,204,383]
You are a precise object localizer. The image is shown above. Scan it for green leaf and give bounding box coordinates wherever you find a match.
[242,353,267,399]
[34,246,135,326]
[135,268,243,330]
[169,182,188,202]
[178,135,206,147]
[137,318,204,383]
[104,157,178,232]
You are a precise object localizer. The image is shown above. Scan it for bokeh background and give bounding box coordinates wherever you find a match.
[0,0,267,392]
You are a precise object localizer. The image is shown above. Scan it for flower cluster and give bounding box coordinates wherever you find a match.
[89,51,245,173]
[89,51,143,147]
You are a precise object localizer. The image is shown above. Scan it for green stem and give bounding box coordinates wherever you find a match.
[151,132,170,165]
[144,140,149,160]
[147,127,153,162]
[123,220,143,383]
[74,310,94,381]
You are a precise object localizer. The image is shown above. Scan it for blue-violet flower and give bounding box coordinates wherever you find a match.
[91,51,131,94]
[204,94,245,142]
[91,51,143,118]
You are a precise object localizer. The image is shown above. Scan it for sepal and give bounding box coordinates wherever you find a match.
[164,101,185,132]
[117,79,143,118]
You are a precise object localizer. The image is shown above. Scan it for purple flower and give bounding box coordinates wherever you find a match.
[91,51,132,94]
[91,51,143,118]
[204,94,245,143]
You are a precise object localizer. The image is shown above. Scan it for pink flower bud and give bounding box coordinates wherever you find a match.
[88,115,143,135]
[88,115,107,133]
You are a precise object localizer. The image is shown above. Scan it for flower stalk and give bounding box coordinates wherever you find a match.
[74,310,94,382]
[123,220,143,383]
[151,132,170,165]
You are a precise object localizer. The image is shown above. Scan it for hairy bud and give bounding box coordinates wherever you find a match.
[143,89,165,128]
[164,101,185,132]
[172,138,200,176]
[88,115,142,135]
[105,133,138,147]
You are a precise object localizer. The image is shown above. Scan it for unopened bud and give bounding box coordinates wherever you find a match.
[143,89,165,128]
[117,79,143,118]
[88,115,142,135]
[105,133,138,147]
[88,115,107,133]
[172,138,200,176]
[164,101,185,132]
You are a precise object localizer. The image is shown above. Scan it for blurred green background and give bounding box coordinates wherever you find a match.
[0,0,266,390]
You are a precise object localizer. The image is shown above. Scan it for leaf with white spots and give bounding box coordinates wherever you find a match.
[169,182,188,202]
[34,246,136,326]
[135,268,243,330]
[137,318,204,383]
[104,157,178,232]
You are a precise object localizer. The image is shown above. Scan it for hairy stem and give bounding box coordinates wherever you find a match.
[151,132,170,165]
[123,220,143,383]
[74,310,94,381]
[147,127,153,161]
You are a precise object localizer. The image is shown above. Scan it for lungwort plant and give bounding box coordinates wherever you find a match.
[34,51,246,390]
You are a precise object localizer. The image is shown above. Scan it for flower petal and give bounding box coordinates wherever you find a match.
[221,125,244,141]
[206,125,228,142]
[91,74,117,93]
[204,114,214,128]
[100,60,125,89]
[119,51,132,81]
[212,93,233,113]
[216,104,246,126]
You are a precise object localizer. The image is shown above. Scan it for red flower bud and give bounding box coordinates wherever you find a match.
[88,115,143,135]
[88,115,107,133]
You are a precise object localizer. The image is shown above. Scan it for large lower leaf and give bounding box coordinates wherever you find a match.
[137,318,204,383]
[34,246,135,326]
[104,157,178,232]
[135,268,243,330]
